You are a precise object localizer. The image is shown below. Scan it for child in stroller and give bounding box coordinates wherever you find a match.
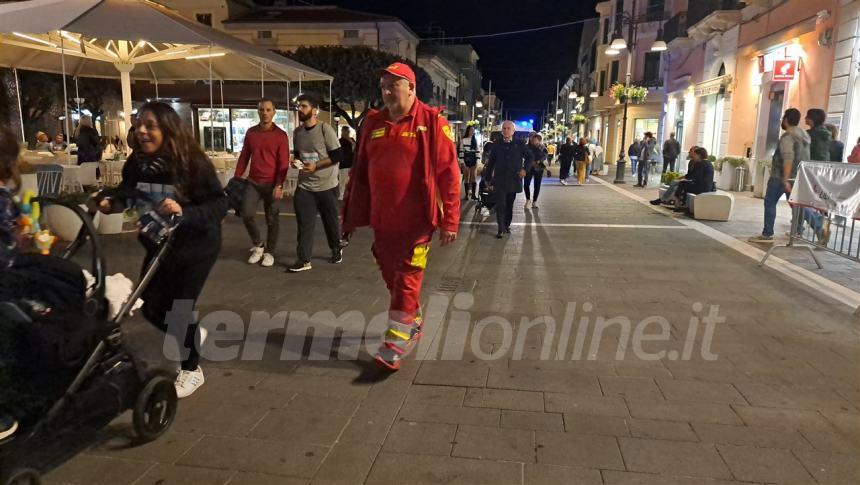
[474,177,496,214]
[0,128,180,483]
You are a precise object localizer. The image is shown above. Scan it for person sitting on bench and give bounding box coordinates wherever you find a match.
[651,146,714,212]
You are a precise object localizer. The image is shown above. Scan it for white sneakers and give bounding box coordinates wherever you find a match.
[175,366,205,399]
[249,246,274,267]
[261,253,275,267]
[531,202,539,209]
[524,200,532,209]
[248,246,264,264]
[560,179,568,186]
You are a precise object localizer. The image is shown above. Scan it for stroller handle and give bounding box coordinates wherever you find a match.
[33,196,107,310]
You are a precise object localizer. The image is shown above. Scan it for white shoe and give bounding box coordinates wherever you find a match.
[524,200,532,209]
[175,366,205,399]
[532,202,538,209]
[560,179,568,186]
[247,246,264,264]
[261,253,275,267]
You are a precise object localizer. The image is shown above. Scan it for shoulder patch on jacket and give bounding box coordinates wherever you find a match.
[441,125,455,143]
[371,127,386,139]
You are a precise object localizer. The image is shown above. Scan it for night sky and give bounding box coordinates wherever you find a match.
[256,0,600,123]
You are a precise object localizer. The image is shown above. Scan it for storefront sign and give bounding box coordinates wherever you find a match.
[694,75,731,97]
[773,59,797,81]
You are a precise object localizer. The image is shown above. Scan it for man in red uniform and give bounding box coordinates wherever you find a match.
[343,62,460,370]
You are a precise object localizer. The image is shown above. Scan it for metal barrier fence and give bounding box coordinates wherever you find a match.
[760,206,860,269]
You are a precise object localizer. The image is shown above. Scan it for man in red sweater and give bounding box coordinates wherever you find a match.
[343,63,460,370]
[233,98,290,268]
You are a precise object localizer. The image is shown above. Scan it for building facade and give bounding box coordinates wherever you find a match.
[416,52,460,113]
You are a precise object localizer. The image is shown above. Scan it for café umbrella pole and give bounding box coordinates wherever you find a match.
[13,68,24,143]
[208,43,214,153]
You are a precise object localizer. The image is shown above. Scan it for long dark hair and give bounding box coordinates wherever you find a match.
[135,101,215,200]
[463,125,475,139]
[0,127,22,194]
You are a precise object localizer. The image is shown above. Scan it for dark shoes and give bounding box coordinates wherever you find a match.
[495,232,504,239]
[649,198,662,205]
[330,248,343,264]
[287,261,312,272]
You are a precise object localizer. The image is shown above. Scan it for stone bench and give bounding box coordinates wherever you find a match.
[686,190,734,221]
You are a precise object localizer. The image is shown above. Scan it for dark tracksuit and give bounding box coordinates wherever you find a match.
[112,152,227,371]
[524,144,547,202]
[484,139,534,233]
[558,143,575,181]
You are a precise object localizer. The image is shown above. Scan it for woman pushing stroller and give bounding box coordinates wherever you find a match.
[99,101,227,398]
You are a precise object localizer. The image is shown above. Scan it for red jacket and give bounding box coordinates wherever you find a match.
[343,100,461,234]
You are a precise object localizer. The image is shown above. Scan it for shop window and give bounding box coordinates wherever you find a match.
[257,31,272,39]
[344,30,359,39]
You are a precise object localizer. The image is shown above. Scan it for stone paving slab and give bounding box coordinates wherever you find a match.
[38,172,860,484]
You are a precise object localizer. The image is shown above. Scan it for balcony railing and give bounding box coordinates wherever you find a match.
[636,78,664,89]
[663,11,688,43]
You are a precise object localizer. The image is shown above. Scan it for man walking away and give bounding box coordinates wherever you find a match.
[558,137,575,185]
[572,137,590,186]
[338,126,355,201]
[234,98,290,268]
[342,62,460,371]
[289,93,344,272]
[484,120,534,237]
[636,132,656,187]
[805,108,831,161]
[662,132,681,174]
[524,133,547,209]
[749,108,810,243]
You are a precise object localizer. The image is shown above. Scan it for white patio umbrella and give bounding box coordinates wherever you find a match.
[0,0,333,143]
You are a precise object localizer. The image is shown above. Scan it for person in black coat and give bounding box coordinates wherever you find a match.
[524,133,547,209]
[483,121,534,238]
[558,137,575,183]
[650,146,714,211]
[74,115,102,164]
[99,101,227,399]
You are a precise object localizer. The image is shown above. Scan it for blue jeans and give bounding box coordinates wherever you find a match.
[762,177,788,237]
[798,208,824,235]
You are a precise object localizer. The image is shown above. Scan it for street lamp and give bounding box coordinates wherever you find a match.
[609,3,666,184]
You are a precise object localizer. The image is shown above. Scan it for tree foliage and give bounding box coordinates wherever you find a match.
[66,76,120,131]
[284,45,433,129]
[18,70,62,144]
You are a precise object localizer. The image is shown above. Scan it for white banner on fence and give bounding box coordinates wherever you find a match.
[789,161,860,219]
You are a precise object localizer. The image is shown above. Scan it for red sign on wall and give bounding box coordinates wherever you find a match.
[773,59,797,81]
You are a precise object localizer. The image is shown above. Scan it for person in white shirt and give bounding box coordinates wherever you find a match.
[588,140,604,175]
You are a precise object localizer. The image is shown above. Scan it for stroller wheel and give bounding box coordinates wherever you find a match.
[133,376,177,443]
[5,468,40,485]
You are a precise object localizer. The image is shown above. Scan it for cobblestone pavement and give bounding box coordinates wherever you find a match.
[43,169,859,485]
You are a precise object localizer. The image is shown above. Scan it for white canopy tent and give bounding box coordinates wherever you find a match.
[0,0,332,143]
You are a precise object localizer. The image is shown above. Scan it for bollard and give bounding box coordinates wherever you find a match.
[735,166,746,192]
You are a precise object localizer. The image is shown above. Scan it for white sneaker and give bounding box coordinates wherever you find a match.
[247,246,264,264]
[524,200,532,209]
[560,179,568,186]
[175,366,205,399]
[261,253,275,267]
[532,202,539,209]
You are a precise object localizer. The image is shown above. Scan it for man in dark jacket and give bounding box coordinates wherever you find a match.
[484,121,534,238]
[805,108,831,161]
[558,137,575,184]
[662,132,681,173]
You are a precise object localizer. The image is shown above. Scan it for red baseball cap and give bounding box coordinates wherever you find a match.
[379,62,416,84]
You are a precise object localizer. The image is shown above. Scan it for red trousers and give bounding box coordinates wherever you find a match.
[372,231,433,324]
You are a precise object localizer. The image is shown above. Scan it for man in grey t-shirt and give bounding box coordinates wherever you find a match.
[288,93,345,272]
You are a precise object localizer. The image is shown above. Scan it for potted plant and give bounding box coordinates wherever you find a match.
[609,83,627,104]
[714,156,749,191]
[753,158,771,198]
[628,86,648,104]
[661,171,683,185]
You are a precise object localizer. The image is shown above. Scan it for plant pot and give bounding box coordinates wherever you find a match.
[618,94,627,104]
[715,168,734,191]
[97,212,124,235]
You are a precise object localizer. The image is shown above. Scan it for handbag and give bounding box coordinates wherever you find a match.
[224,177,249,217]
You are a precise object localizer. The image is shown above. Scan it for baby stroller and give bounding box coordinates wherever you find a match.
[474,178,496,215]
[0,195,181,485]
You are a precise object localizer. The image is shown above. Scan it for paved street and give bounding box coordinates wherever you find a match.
[45,169,860,485]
